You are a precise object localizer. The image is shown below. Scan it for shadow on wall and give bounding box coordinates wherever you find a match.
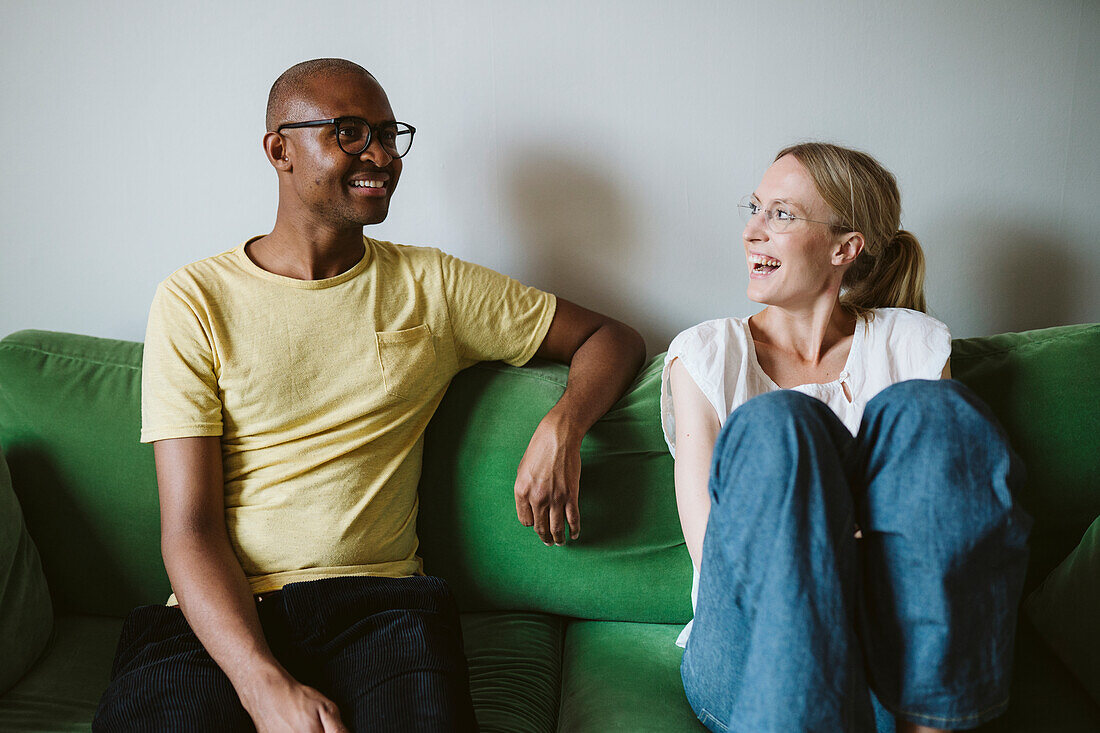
[973,225,1090,335]
[503,149,675,354]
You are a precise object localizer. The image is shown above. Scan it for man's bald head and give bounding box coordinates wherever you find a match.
[266,58,379,131]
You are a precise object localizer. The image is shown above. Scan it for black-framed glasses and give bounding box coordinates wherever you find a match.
[737,195,841,233]
[276,117,416,158]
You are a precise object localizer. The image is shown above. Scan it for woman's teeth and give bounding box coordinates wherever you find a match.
[749,254,781,272]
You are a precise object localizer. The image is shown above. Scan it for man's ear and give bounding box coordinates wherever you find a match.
[833,232,864,267]
[264,132,292,171]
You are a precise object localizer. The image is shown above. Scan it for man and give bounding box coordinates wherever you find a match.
[93,58,645,732]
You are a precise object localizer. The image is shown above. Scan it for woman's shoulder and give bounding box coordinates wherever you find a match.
[667,317,749,361]
[868,307,950,339]
[863,308,952,377]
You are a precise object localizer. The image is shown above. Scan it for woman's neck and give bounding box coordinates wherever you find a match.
[749,301,856,367]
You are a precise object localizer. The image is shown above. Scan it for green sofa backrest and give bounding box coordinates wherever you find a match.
[0,332,162,616]
[0,329,691,621]
[949,324,1100,593]
[1,324,1097,620]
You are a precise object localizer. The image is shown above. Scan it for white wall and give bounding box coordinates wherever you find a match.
[2,0,1097,353]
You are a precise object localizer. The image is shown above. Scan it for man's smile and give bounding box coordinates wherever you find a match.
[348,173,390,196]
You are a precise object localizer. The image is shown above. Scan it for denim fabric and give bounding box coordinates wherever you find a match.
[681,380,1031,733]
[93,575,478,732]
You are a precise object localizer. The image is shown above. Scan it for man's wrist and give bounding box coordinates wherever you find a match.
[538,406,586,449]
[231,654,293,709]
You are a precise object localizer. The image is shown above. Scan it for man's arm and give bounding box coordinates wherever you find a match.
[155,437,348,733]
[513,297,646,545]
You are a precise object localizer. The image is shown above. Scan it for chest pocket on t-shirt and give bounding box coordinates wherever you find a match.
[376,324,438,400]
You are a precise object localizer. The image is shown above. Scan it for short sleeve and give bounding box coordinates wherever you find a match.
[140,284,223,443]
[439,252,557,369]
[660,322,733,458]
[660,331,694,457]
[875,308,952,382]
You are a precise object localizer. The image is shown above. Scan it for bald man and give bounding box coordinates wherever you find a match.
[92,59,645,732]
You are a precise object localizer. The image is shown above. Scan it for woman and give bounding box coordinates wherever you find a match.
[661,143,1030,733]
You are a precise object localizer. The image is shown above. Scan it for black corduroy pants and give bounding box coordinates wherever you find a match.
[93,575,478,732]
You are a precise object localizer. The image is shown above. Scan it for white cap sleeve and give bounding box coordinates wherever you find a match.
[660,320,737,457]
[660,330,693,457]
[878,308,952,381]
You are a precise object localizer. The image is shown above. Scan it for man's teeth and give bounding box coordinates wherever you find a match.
[351,180,385,188]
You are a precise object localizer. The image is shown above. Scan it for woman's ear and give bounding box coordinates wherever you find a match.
[264,132,292,171]
[833,232,864,267]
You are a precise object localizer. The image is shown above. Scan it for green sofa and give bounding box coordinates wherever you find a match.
[0,324,1097,732]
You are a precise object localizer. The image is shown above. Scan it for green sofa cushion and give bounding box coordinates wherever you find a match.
[950,324,1100,593]
[557,620,704,732]
[418,357,693,623]
[0,332,168,616]
[0,445,53,694]
[1023,515,1100,707]
[974,617,1100,732]
[0,613,122,731]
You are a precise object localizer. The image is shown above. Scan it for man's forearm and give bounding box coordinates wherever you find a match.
[544,320,646,437]
[163,528,288,709]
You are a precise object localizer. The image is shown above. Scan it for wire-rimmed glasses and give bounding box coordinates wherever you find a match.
[737,195,840,233]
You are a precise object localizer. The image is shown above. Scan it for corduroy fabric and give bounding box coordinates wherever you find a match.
[92,576,476,732]
[461,612,564,733]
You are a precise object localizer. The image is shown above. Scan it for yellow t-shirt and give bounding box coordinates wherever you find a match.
[141,237,556,596]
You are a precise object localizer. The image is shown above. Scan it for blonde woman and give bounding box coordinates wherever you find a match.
[661,143,1030,733]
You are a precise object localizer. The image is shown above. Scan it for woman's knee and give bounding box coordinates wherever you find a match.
[862,380,1021,489]
[710,390,851,508]
[718,390,836,451]
[864,379,1002,440]
[860,380,1028,547]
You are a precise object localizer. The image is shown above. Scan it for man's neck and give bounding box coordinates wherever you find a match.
[249,213,366,281]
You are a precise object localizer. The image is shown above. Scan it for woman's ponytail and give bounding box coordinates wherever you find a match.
[841,229,927,315]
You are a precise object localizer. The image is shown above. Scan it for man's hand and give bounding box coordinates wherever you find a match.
[240,667,349,733]
[514,412,582,545]
[516,298,645,545]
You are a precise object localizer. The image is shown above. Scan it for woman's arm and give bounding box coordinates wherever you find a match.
[668,358,722,571]
[941,359,951,379]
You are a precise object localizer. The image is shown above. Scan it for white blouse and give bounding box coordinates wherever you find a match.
[660,307,952,646]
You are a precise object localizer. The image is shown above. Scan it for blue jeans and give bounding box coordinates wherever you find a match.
[681,380,1031,733]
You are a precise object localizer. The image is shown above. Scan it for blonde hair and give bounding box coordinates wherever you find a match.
[774,142,927,316]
